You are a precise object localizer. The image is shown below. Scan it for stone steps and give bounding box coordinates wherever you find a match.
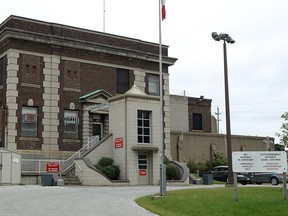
[62,175,81,185]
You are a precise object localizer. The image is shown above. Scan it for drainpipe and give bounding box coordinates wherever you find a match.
[125,96,128,180]
[3,105,8,149]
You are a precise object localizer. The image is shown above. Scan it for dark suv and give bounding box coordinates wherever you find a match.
[210,166,249,185]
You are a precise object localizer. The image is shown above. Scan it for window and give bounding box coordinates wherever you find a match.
[21,107,38,137]
[117,68,130,94]
[64,110,79,139]
[193,113,203,130]
[137,110,151,144]
[148,74,160,96]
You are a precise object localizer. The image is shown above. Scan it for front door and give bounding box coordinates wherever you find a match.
[138,154,150,185]
[92,123,103,139]
[92,114,103,139]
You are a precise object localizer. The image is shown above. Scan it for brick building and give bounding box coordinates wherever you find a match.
[0,16,178,185]
[0,16,273,185]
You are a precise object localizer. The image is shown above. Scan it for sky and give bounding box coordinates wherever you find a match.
[1,0,287,143]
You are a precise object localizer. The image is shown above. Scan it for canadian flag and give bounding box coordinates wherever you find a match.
[161,0,166,20]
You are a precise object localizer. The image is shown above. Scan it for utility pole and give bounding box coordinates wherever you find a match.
[215,106,221,134]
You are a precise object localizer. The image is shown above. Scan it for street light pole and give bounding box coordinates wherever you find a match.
[212,32,235,185]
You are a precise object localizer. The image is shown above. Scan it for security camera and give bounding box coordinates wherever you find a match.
[211,32,220,41]
[226,35,235,44]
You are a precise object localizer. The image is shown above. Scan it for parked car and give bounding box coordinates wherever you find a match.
[209,166,249,185]
[243,172,287,186]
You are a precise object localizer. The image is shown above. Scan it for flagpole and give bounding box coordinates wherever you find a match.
[103,0,106,32]
[159,0,166,196]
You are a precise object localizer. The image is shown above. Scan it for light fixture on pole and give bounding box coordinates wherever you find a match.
[212,32,235,185]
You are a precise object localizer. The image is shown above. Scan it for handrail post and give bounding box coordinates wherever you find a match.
[38,160,41,174]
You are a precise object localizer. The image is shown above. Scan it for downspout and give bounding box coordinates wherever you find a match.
[3,105,8,149]
[125,96,128,180]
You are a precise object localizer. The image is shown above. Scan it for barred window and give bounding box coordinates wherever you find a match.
[64,110,79,139]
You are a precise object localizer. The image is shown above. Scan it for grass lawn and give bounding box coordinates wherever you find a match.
[136,187,288,216]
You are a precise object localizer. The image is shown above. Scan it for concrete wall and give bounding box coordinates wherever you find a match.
[75,159,129,186]
[170,131,273,163]
[84,135,113,166]
[169,95,188,132]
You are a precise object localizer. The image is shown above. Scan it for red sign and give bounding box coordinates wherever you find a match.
[139,170,146,176]
[114,137,123,148]
[46,162,60,173]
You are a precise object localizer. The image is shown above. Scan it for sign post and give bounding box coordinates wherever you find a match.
[232,151,287,201]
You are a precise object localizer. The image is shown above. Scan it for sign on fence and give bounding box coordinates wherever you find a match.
[232,151,287,173]
[46,162,60,173]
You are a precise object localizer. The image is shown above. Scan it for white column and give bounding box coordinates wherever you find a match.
[42,55,60,152]
[5,50,19,150]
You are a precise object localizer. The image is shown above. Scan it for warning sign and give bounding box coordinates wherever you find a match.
[139,170,146,176]
[46,162,60,173]
[232,151,287,173]
[114,137,123,148]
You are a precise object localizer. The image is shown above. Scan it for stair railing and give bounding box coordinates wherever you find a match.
[21,135,99,174]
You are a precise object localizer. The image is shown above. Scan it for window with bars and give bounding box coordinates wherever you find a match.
[64,110,79,139]
[21,107,38,137]
[137,110,151,144]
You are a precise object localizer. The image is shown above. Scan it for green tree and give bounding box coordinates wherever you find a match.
[274,144,285,151]
[276,112,288,147]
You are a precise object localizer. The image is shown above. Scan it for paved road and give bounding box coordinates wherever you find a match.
[0,184,224,216]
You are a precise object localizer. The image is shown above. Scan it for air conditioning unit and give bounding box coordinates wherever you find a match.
[24,114,37,122]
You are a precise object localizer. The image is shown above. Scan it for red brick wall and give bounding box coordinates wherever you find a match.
[16,54,44,150]
[188,98,212,133]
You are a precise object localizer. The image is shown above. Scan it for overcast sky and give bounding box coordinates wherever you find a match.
[1,0,287,143]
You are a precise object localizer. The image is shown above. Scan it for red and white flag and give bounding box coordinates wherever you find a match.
[161,0,166,20]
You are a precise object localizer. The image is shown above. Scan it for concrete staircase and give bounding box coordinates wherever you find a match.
[62,175,81,185]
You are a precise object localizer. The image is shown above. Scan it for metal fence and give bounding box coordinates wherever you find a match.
[21,136,100,174]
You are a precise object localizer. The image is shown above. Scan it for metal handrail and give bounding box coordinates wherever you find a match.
[74,160,83,172]
[21,136,99,174]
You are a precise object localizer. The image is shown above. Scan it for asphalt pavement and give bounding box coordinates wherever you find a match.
[0,184,224,216]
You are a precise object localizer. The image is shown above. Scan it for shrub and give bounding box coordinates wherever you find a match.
[95,157,120,180]
[188,151,228,174]
[210,152,228,168]
[187,160,209,174]
[166,164,179,180]
[97,157,114,167]
[101,165,120,180]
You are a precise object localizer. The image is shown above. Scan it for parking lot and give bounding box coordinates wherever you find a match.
[0,184,225,216]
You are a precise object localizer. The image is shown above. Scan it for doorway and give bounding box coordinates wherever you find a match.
[138,154,150,185]
[92,114,103,139]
